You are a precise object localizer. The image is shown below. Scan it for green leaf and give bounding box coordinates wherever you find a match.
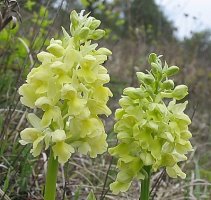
[86,190,96,200]
[0,115,3,132]
[3,168,11,192]
[39,6,47,17]
[24,0,35,10]
[81,0,90,7]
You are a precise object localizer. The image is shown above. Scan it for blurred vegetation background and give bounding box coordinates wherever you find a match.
[0,0,211,199]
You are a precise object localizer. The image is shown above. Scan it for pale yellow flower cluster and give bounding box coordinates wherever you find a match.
[109,54,192,194]
[19,11,112,164]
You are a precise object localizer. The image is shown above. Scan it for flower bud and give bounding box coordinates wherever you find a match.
[123,87,145,99]
[97,48,112,56]
[47,43,64,57]
[79,27,90,39]
[89,19,101,30]
[37,52,55,62]
[148,53,157,64]
[165,66,179,77]
[91,29,105,40]
[151,62,162,76]
[136,72,154,85]
[50,39,62,45]
[70,10,79,29]
[172,85,188,100]
[162,80,174,90]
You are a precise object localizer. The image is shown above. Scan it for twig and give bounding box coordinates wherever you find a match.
[150,169,166,200]
[100,139,117,200]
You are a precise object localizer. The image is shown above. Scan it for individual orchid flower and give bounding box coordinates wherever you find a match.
[109,53,193,195]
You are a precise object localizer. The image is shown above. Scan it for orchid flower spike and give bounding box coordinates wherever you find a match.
[19,10,112,164]
[109,53,193,194]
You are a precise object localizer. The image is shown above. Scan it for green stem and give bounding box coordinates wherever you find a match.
[140,166,151,200]
[44,150,59,200]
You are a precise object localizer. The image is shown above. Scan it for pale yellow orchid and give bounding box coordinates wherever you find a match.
[19,10,112,164]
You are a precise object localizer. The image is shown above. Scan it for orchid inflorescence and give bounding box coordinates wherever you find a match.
[19,10,112,164]
[109,53,193,194]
